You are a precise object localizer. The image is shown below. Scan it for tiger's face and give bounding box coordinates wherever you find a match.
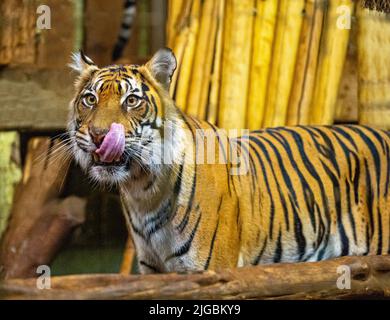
[68,49,177,185]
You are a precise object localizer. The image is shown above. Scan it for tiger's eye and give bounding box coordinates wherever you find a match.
[125,95,140,108]
[83,94,96,107]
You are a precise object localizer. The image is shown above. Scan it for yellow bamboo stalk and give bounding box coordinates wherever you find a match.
[169,28,190,101]
[167,0,184,48]
[174,0,201,111]
[357,6,390,129]
[197,1,221,120]
[247,0,278,130]
[207,0,225,125]
[309,0,354,125]
[219,0,255,130]
[287,0,326,125]
[262,0,305,128]
[187,0,218,118]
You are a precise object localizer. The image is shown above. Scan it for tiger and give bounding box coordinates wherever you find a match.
[68,48,390,274]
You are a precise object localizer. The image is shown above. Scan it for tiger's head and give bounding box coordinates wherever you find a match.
[68,48,183,185]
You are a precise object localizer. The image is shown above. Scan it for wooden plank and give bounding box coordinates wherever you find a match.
[0,0,37,65]
[357,7,390,129]
[36,0,77,68]
[0,68,73,131]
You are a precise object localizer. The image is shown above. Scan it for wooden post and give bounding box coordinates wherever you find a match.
[0,138,86,279]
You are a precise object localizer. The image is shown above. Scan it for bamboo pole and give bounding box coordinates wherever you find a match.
[309,0,354,125]
[219,0,255,130]
[166,0,185,48]
[357,6,390,129]
[186,0,219,119]
[173,0,201,111]
[287,0,326,125]
[262,0,305,128]
[119,237,135,275]
[169,28,190,100]
[207,0,225,125]
[247,0,278,130]
[169,1,195,102]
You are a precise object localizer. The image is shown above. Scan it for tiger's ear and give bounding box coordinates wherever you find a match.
[145,48,177,90]
[69,51,97,74]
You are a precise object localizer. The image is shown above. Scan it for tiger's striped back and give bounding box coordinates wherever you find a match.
[175,117,390,269]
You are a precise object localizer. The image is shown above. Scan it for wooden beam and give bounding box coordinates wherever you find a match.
[0,68,73,131]
[0,255,389,299]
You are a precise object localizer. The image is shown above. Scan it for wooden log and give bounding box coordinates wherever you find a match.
[0,255,389,299]
[0,138,86,279]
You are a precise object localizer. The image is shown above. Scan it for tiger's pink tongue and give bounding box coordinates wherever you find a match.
[95,123,125,163]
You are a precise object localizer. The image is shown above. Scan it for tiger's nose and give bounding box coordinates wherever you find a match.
[89,125,108,147]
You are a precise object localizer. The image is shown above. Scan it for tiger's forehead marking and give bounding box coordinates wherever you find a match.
[88,66,144,98]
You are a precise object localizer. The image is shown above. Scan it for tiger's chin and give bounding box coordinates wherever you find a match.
[89,161,130,185]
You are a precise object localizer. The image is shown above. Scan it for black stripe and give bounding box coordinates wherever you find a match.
[252,238,268,265]
[139,260,160,273]
[321,160,349,256]
[250,135,290,232]
[144,200,172,239]
[273,230,283,263]
[305,127,341,178]
[345,179,357,243]
[173,162,185,196]
[349,126,381,195]
[167,213,202,260]
[248,137,277,238]
[364,159,375,240]
[268,129,317,232]
[204,214,220,270]
[332,126,359,151]
[289,194,306,260]
[280,128,331,225]
[385,142,390,197]
[376,208,383,255]
[176,170,197,233]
